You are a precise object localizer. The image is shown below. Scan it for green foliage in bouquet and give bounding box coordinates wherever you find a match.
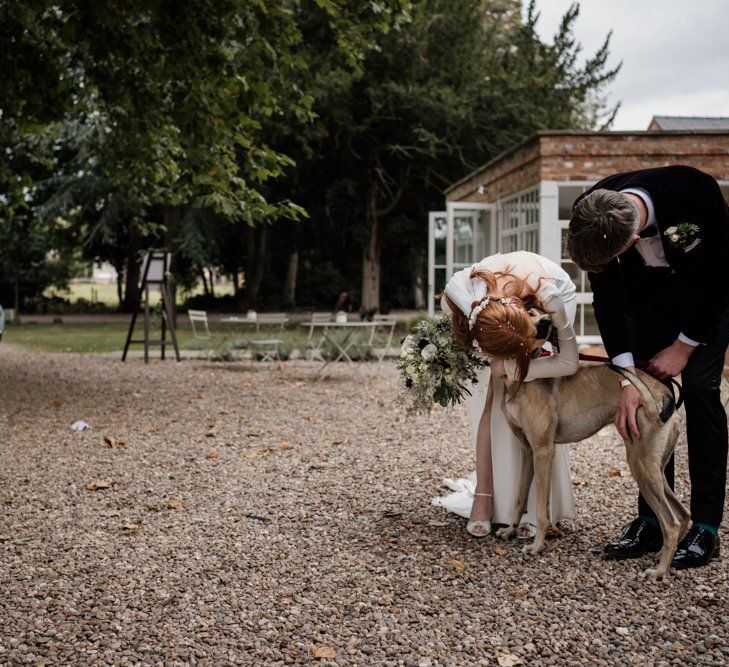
[395,316,488,416]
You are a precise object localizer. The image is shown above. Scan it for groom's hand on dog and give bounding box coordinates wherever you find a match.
[646,340,695,381]
[615,380,644,444]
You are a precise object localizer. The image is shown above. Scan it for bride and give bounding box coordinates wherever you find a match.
[432,250,579,538]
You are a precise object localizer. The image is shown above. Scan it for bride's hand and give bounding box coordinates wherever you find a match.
[490,357,507,378]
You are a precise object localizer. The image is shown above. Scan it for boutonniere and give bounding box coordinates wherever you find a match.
[664,223,701,252]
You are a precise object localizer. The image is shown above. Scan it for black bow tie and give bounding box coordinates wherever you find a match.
[638,225,658,238]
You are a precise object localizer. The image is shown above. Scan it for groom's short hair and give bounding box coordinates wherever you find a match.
[568,189,638,272]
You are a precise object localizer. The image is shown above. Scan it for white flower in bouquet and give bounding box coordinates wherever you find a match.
[421,343,437,360]
[665,226,678,236]
[670,234,679,242]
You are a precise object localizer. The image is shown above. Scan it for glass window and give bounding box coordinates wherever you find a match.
[433,215,447,266]
[583,304,600,335]
[558,185,586,220]
[454,215,474,264]
[433,267,447,312]
[561,227,570,259]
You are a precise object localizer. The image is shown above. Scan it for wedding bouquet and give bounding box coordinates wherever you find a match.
[396,316,489,416]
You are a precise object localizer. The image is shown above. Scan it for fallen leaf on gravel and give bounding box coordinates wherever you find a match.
[121,524,140,531]
[167,499,183,510]
[37,555,54,563]
[206,430,216,437]
[380,593,394,606]
[452,559,467,574]
[383,510,404,518]
[207,450,219,459]
[668,642,685,651]
[608,468,629,477]
[573,478,587,486]
[50,399,60,408]
[281,442,294,450]
[4,497,14,505]
[148,426,160,433]
[103,436,126,449]
[86,480,115,491]
[311,646,335,659]
[492,546,508,555]
[245,448,274,459]
[496,653,523,667]
[379,535,399,543]
[428,520,448,527]
[332,438,348,445]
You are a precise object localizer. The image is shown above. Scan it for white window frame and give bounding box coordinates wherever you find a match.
[494,184,540,254]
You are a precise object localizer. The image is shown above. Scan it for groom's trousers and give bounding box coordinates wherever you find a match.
[628,298,729,528]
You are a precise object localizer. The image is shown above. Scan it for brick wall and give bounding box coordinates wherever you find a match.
[446,136,541,202]
[447,131,729,203]
[540,132,729,182]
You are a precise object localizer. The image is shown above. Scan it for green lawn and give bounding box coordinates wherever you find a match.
[2,321,401,355]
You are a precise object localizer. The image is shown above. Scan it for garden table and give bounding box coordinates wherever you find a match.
[300,321,383,379]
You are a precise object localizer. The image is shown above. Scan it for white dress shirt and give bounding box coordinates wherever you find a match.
[610,188,699,369]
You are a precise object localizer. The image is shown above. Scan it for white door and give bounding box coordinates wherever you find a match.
[428,204,496,317]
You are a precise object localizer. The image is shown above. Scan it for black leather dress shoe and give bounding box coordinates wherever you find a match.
[603,518,663,560]
[671,526,720,569]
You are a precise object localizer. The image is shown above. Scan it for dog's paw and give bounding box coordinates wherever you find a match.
[521,542,544,557]
[641,567,666,581]
[496,526,515,540]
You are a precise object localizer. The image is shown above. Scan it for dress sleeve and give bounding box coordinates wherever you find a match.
[503,282,579,381]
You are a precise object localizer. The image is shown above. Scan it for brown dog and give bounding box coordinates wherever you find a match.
[496,364,689,579]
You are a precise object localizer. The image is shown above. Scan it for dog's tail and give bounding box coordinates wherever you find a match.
[610,365,676,424]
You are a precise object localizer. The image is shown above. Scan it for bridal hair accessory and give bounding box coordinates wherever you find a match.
[468,297,490,330]
[468,295,520,331]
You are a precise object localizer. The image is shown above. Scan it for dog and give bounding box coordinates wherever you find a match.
[495,362,689,579]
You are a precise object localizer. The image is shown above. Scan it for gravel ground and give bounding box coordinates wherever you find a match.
[1,345,727,666]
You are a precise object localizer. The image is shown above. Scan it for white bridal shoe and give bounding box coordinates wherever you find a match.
[466,492,492,537]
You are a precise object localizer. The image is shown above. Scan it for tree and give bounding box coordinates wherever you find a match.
[267,0,619,311]
[3,0,411,313]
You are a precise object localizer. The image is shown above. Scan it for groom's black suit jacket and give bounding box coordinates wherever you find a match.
[573,165,729,358]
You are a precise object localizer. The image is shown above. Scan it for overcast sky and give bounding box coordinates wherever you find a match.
[530,0,729,130]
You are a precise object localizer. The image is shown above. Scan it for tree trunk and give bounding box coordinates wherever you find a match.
[413,249,425,310]
[122,226,142,312]
[13,272,20,324]
[200,266,210,299]
[361,187,381,312]
[115,267,124,308]
[244,224,268,309]
[281,248,298,307]
[163,205,178,325]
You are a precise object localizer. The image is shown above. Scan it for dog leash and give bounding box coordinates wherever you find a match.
[578,353,684,411]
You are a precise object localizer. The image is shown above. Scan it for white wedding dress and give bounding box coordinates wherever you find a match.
[432,251,577,526]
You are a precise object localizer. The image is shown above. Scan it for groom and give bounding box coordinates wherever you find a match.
[568,165,729,569]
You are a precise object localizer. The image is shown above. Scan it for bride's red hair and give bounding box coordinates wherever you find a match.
[441,266,543,394]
